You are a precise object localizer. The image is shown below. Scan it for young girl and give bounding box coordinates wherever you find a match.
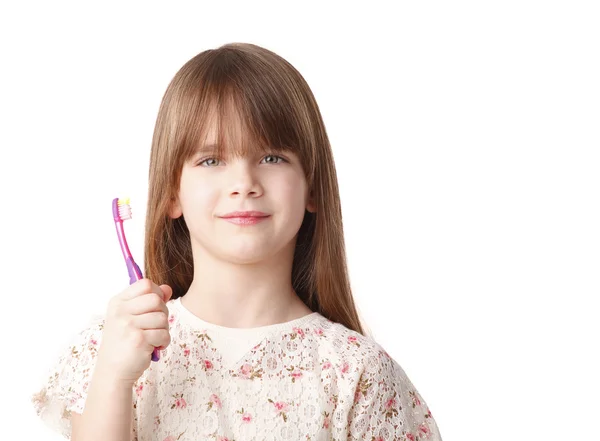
[31,42,443,441]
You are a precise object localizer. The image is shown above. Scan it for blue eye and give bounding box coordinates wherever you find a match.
[262,155,286,164]
[198,157,220,167]
[196,154,286,167]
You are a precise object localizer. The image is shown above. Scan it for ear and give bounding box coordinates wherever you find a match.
[168,197,183,219]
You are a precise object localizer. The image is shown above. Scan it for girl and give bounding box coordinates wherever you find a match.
[31,42,443,441]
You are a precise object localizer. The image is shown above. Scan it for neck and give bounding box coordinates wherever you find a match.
[181,239,310,328]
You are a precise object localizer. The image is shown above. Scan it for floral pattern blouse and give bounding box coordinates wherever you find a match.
[31,297,442,440]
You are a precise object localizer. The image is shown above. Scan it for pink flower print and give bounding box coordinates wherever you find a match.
[204,359,214,370]
[341,361,350,374]
[290,368,303,382]
[82,381,89,393]
[293,327,305,337]
[168,314,175,324]
[347,335,360,347]
[171,393,187,409]
[235,407,252,423]
[322,361,332,369]
[314,327,324,336]
[285,365,304,382]
[322,411,331,429]
[183,347,190,357]
[409,390,421,407]
[385,397,396,409]
[235,363,264,380]
[407,433,416,441]
[268,398,290,421]
[273,401,288,412]
[90,338,98,345]
[419,423,430,435]
[328,394,339,406]
[383,392,399,419]
[240,363,252,378]
[374,437,384,441]
[241,412,252,423]
[209,394,222,409]
[216,437,230,441]
[135,383,144,397]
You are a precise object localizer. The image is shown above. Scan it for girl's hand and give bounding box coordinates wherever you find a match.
[95,279,173,385]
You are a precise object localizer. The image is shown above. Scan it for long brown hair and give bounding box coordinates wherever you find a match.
[144,42,370,337]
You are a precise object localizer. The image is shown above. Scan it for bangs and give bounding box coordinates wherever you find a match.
[182,91,281,163]
[176,62,308,168]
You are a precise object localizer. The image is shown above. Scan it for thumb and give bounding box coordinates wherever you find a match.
[159,284,173,302]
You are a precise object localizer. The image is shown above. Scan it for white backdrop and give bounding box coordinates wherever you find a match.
[1,1,599,440]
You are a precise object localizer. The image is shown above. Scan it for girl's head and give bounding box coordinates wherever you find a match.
[144,42,368,336]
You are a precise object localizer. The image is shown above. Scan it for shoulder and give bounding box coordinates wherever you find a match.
[315,318,443,439]
[311,315,432,407]
[309,314,391,371]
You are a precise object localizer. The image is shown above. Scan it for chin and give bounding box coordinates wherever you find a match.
[194,233,297,265]
[217,242,278,264]
[219,250,274,265]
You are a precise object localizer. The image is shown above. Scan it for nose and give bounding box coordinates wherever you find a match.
[228,160,263,198]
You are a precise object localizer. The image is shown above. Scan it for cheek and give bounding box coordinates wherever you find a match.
[273,175,308,211]
[180,177,220,215]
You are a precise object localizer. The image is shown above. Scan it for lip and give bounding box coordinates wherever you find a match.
[220,211,270,218]
[222,216,269,226]
[219,211,270,226]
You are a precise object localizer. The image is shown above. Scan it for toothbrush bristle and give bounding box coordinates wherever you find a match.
[117,197,133,220]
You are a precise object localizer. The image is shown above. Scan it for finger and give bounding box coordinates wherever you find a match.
[131,311,169,330]
[143,329,171,350]
[160,284,173,302]
[126,293,168,316]
[121,278,165,301]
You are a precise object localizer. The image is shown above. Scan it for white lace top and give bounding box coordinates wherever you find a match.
[31,297,443,440]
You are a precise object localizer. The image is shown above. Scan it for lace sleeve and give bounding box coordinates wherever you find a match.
[348,352,443,441]
[30,316,137,440]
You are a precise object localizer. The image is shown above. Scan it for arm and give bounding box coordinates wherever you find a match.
[71,362,136,441]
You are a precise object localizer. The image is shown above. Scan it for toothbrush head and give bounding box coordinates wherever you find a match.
[112,197,133,222]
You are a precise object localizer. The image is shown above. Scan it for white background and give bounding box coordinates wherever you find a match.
[1,1,599,440]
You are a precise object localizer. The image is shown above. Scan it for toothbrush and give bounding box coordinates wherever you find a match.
[112,197,161,362]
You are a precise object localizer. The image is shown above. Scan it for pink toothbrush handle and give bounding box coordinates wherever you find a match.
[126,257,160,362]
[126,257,143,284]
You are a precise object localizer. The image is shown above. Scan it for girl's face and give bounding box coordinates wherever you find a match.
[170,127,315,265]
